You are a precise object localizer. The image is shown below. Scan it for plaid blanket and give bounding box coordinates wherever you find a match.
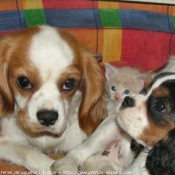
[1,0,175,71]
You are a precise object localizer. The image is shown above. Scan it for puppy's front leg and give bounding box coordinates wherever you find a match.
[51,113,120,174]
[0,140,55,174]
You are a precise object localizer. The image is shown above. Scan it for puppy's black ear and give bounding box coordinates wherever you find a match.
[146,129,175,175]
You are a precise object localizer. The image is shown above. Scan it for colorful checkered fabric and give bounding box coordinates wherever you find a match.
[1,0,175,71]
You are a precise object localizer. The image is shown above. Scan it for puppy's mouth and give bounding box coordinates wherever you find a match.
[39,131,62,137]
[47,122,67,136]
[36,124,66,137]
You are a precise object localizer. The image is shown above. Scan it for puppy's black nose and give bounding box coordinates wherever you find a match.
[122,96,135,107]
[37,110,58,126]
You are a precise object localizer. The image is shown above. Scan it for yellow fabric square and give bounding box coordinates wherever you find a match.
[98,1,119,10]
[22,0,43,9]
[103,29,122,63]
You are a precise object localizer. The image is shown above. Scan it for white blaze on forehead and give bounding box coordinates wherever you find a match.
[146,74,175,98]
[29,26,74,79]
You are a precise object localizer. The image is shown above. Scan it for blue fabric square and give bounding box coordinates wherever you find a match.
[44,9,102,28]
[0,11,22,31]
[119,10,172,33]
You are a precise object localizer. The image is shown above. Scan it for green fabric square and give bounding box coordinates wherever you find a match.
[24,9,46,27]
[173,16,175,30]
[100,9,121,27]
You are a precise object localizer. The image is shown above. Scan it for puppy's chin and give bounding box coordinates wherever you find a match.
[17,110,65,136]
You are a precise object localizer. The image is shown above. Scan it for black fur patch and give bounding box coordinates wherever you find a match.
[146,129,175,175]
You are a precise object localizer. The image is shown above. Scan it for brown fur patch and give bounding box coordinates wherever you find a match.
[8,52,42,99]
[152,86,169,98]
[144,78,153,90]
[139,117,174,147]
[18,109,47,134]
[7,27,42,100]
[57,65,82,101]
[0,121,1,136]
[0,27,41,117]
[74,51,107,135]
[49,153,65,160]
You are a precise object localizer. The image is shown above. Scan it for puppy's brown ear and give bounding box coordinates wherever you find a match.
[0,36,14,117]
[79,51,107,135]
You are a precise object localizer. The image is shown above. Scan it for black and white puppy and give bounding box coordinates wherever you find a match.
[51,72,175,175]
[118,72,175,174]
[118,72,175,147]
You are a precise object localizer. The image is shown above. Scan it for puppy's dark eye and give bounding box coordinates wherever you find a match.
[63,78,77,90]
[17,76,32,90]
[154,100,166,112]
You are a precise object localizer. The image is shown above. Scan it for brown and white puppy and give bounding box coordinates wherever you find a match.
[52,72,175,175]
[0,25,106,173]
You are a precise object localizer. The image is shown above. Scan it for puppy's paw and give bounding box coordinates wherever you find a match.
[51,157,79,175]
[79,154,99,175]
